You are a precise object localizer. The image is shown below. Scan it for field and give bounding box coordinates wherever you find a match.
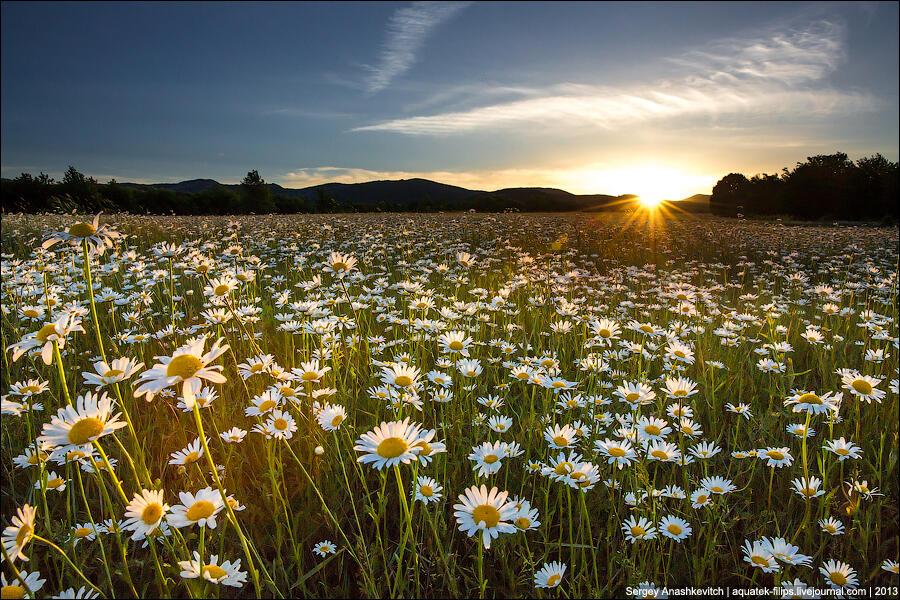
[1,212,898,598]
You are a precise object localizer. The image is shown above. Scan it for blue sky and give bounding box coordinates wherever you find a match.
[2,1,897,197]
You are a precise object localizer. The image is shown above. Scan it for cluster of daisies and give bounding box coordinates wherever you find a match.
[1,212,897,598]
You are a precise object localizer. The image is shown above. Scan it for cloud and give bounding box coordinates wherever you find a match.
[354,18,877,134]
[365,1,471,94]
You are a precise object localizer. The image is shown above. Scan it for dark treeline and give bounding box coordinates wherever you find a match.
[2,168,348,215]
[0,168,578,214]
[710,152,898,221]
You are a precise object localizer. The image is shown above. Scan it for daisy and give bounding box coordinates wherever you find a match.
[595,438,637,469]
[263,409,297,440]
[34,471,66,493]
[534,561,566,588]
[134,336,229,403]
[453,484,518,549]
[646,441,681,462]
[179,552,247,587]
[313,540,337,557]
[758,447,793,468]
[8,380,49,398]
[414,477,443,504]
[841,372,885,403]
[381,364,421,390]
[70,523,100,546]
[122,489,168,540]
[818,517,845,536]
[544,424,577,449]
[511,500,541,531]
[292,360,331,385]
[784,391,841,415]
[699,476,736,494]
[316,404,347,431]
[881,559,899,574]
[615,382,656,407]
[42,215,120,254]
[663,377,698,399]
[169,438,205,466]
[0,570,45,599]
[324,251,357,277]
[690,489,712,508]
[468,441,507,477]
[81,357,143,389]
[622,515,657,542]
[743,539,779,573]
[354,418,425,470]
[168,487,225,529]
[764,537,812,567]
[410,429,446,465]
[8,314,84,365]
[824,438,862,461]
[2,504,36,561]
[38,391,127,452]
[658,515,692,541]
[245,390,283,417]
[819,559,858,591]
[438,331,473,356]
[791,476,825,500]
[456,358,484,378]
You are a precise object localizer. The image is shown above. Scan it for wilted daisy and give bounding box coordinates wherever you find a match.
[179,552,247,587]
[134,336,229,403]
[534,561,566,588]
[453,484,518,549]
[354,418,424,470]
[38,391,127,452]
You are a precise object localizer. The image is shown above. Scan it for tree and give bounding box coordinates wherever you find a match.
[239,170,275,214]
[710,173,750,216]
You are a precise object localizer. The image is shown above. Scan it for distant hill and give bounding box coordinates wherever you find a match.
[118,177,649,211]
[660,193,711,213]
[2,172,711,214]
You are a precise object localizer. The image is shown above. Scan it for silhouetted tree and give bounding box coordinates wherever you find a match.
[240,170,275,214]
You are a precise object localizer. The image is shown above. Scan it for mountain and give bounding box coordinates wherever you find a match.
[661,193,711,213]
[121,177,644,211]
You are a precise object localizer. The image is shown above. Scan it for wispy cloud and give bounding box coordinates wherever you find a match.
[354,18,876,134]
[365,1,471,94]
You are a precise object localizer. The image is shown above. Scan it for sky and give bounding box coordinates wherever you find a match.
[1,1,898,199]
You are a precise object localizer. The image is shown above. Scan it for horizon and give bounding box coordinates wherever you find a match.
[2,2,898,201]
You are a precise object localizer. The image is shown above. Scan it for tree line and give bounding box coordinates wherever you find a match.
[710,152,898,221]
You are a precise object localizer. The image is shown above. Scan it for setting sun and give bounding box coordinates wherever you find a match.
[638,195,664,209]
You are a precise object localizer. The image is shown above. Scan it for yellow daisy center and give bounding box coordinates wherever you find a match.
[213,284,230,296]
[103,369,124,378]
[23,309,40,318]
[273,418,289,431]
[666,524,682,535]
[186,500,216,521]
[68,222,97,237]
[448,340,464,350]
[483,454,499,464]
[472,504,501,528]
[15,524,33,547]
[644,425,661,436]
[1,585,26,599]
[257,399,276,412]
[394,375,413,387]
[696,494,708,503]
[554,462,573,476]
[751,556,769,566]
[35,323,58,342]
[798,393,822,405]
[21,385,42,394]
[851,380,872,395]
[710,486,723,493]
[142,503,163,524]
[836,448,849,456]
[203,564,228,580]
[631,525,645,537]
[301,371,319,381]
[376,437,408,458]
[640,324,654,333]
[68,417,104,445]
[547,574,561,587]
[651,450,669,459]
[625,392,640,403]
[183,451,200,464]
[598,328,612,338]
[553,435,569,446]
[829,572,847,586]
[166,355,203,379]
[331,415,344,427]
[608,447,626,457]
[48,478,64,489]
[74,527,93,538]
[515,516,531,529]
[673,389,688,397]
[767,450,785,461]
[674,350,686,358]
[420,485,433,497]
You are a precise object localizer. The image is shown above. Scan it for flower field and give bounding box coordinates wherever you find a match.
[1,212,898,598]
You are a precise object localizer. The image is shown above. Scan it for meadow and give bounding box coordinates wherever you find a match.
[1,211,898,599]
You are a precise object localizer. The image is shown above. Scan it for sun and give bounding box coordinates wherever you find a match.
[638,196,664,209]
